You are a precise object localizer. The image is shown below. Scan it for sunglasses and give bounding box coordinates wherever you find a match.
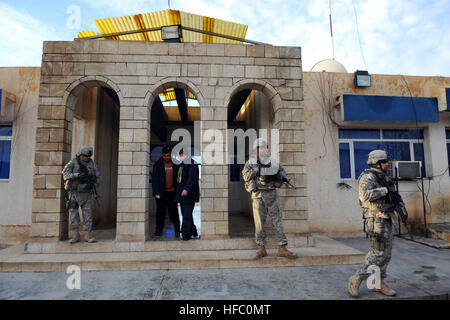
[379,160,389,164]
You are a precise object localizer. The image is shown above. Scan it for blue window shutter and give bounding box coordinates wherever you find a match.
[343,95,440,122]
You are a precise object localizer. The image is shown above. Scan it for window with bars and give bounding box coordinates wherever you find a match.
[338,129,426,180]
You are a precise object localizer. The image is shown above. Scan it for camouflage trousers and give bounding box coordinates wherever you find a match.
[358,217,394,279]
[251,190,288,247]
[68,191,94,232]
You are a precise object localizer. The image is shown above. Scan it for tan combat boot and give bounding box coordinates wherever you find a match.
[373,280,396,296]
[277,245,298,259]
[84,231,96,243]
[254,245,267,260]
[69,230,80,244]
[348,274,363,298]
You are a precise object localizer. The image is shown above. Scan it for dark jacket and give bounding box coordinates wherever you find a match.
[152,157,178,197]
[175,160,200,203]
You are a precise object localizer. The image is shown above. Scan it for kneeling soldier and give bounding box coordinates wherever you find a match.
[242,138,297,260]
[62,146,102,244]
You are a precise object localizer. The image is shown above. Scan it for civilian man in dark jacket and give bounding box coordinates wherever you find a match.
[175,149,200,241]
[152,145,180,238]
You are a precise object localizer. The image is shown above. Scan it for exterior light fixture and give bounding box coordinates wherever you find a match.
[161,25,182,42]
[354,70,371,87]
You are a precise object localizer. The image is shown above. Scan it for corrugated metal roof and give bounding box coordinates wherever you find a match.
[78,9,248,43]
[159,88,196,102]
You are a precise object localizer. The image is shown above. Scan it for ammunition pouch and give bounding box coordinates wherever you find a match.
[366,217,390,251]
[370,235,386,251]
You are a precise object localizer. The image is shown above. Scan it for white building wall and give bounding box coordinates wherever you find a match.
[304,72,450,236]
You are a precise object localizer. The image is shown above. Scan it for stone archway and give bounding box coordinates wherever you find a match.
[31,76,122,241]
[65,77,122,238]
[224,80,281,238]
[144,78,206,240]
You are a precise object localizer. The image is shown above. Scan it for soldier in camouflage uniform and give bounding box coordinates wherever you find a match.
[62,146,102,244]
[242,138,297,260]
[348,150,398,297]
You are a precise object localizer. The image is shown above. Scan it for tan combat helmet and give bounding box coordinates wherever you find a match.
[367,149,388,165]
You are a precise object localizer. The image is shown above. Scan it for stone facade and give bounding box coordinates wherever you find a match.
[31,39,309,242]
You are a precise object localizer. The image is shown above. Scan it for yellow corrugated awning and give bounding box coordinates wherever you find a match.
[159,88,196,102]
[78,9,248,43]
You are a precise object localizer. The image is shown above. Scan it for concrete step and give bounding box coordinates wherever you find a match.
[24,235,314,254]
[426,223,450,242]
[0,235,365,272]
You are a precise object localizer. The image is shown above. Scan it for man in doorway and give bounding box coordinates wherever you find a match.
[348,150,398,298]
[152,145,181,238]
[242,138,298,260]
[62,146,102,244]
[175,149,199,241]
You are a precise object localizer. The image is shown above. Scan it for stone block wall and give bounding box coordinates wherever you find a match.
[32,39,308,241]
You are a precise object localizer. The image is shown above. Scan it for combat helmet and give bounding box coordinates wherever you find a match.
[367,150,388,166]
[253,138,269,151]
[77,146,93,157]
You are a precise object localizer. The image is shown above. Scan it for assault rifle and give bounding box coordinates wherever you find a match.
[282,177,297,189]
[77,158,100,207]
[257,159,297,189]
[372,171,414,240]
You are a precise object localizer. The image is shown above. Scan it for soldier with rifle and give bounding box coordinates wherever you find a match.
[242,138,298,260]
[348,150,405,298]
[62,146,102,244]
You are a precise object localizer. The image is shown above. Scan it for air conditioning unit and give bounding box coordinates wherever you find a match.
[388,161,422,180]
[0,89,16,122]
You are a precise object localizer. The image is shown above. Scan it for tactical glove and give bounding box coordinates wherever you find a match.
[378,187,388,196]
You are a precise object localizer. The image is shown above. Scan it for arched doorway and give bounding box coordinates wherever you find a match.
[227,85,276,238]
[147,82,202,241]
[65,80,121,240]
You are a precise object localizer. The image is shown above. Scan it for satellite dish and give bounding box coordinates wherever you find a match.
[310,59,348,73]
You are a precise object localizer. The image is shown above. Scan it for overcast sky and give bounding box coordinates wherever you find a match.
[0,0,448,76]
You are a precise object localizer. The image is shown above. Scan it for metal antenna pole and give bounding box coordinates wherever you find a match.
[329,0,335,59]
[168,0,171,9]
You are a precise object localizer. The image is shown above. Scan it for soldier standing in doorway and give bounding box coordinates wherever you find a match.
[348,150,398,297]
[62,146,102,244]
[242,138,298,260]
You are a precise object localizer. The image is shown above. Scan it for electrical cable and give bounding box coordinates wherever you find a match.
[400,75,428,234]
[351,0,367,70]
